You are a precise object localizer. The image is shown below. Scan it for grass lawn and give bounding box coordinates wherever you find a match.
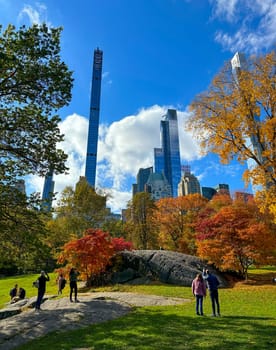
[0,272,60,308]
[1,268,275,350]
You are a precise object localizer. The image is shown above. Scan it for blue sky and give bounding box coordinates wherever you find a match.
[1,0,275,212]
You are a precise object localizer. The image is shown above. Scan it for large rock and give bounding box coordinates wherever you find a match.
[0,295,56,320]
[111,250,228,287]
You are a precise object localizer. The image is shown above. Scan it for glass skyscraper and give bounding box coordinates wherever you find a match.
[154,109,181,197]
[85,48,103,188]
[42,169,54,211]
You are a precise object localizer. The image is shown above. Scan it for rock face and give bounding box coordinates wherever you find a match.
[111,250,228,287]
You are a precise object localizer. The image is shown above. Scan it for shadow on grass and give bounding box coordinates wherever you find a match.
[16,307,276,350]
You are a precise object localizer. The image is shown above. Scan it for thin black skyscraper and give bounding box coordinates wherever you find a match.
[85,48,103,188]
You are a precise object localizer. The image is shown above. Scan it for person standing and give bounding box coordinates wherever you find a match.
[35,271,50,310]
[203,269,220,316]
[191,273,206,316]
[57,273,66,295]
[69,268,80,302]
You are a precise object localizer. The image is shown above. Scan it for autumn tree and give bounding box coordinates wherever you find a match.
[52,178,109,238]
[187,50,276,220]
[58,228,133,286]
[125,192,158,249]
[195,198,276,278]
[153,194,208,254]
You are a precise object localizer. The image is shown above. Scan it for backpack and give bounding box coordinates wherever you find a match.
[61,278,67,290]
[33,280,39,288]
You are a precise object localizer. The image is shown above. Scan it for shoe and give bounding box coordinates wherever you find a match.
[196,312,200,315]
[217,313,221,317]
[70,299,73,302]
[75,299,80,303]
[200,313,204,316]
[211,314,216,317]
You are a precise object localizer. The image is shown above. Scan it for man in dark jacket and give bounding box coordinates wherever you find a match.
[203,269,220,316]
[35,271,50,310]
[9,284,18,300]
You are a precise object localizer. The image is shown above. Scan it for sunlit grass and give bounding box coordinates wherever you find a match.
[1,268,275,350]
[0,273,59,308]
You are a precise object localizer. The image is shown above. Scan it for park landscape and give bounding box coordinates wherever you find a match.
[0,266,275,350]
[1,18,276,350]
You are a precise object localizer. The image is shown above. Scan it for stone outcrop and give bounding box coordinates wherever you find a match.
[0,296,54,320]
[111,250,228,287]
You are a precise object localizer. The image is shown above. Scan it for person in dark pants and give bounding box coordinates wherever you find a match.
[69,268,80,302]
[192,273,206,316]
[203,269,220,316]
[35,271,50,310]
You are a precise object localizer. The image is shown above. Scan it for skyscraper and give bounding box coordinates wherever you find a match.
[231,52,264,193]
[178,165,201,196]
[42,170,54,211]
[85,48,103,188]
[136,167,153,193]
[154,109,181,197]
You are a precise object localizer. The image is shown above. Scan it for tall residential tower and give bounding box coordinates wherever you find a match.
[154,109,181,197]
[42,169,54,211]
[85,48,103,188]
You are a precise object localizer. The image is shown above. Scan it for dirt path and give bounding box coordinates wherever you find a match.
[0,292,189,350]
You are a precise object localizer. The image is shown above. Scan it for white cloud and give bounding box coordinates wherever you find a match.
[26,106,202,213]
[210,0,239,22]
[210,0,276,53]
[18,2,50,26]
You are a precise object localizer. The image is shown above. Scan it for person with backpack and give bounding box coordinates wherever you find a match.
[35,271,50,311]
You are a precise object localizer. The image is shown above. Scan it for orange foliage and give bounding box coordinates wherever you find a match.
[58,228,132,282]
[195,199,276,278]
[153,194,208,254]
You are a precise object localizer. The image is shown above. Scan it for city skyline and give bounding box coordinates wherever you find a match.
[1,1,275,213]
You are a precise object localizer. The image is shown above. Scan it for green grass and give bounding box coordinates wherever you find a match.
[0,272,59,308]
[1,269,276,350]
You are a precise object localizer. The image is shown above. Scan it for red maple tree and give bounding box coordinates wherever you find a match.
[58,228,133,283]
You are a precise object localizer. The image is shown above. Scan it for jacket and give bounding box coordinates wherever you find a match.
[192,278,206,296]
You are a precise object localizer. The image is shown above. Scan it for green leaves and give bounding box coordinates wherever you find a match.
[0,23,73,270]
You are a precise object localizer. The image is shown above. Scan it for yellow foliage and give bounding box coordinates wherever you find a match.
[187,49,276,222]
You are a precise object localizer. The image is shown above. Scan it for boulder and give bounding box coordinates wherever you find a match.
[111,250,228,287]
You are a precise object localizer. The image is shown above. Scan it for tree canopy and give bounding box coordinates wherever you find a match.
[187,50,276,220]
[195,196,276,278]
[58,228,133,285]
[53,178,109,238]
[0,24,73,184]
[125,192,158,249]
[0,23,73,271]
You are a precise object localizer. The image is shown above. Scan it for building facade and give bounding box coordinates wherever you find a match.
[154,109,181,197]
[85,48,103,188]
[215,183,230,195]
[136,167,153,193]
[201,187,217,200]
[145,172,171,201]
[178,166,201,196]
[231,52,264,193]
[42,170,54,211]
